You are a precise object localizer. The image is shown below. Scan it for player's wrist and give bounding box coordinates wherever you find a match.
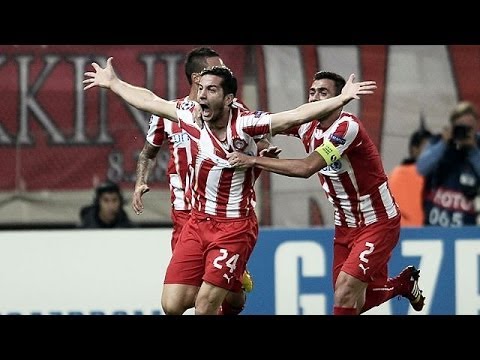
[109,77,122,92]
[340,93,351,105]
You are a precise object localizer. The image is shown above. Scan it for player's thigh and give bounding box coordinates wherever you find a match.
[203,216,258,291]
[161,283,199,312]
[343,216,400,283]
[164,219,204,286]
[170,209,191,251]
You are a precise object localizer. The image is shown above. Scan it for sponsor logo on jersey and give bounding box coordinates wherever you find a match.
[322,160,342,172]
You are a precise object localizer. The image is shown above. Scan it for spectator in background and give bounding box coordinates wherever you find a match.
[389,123,432,226]
[417,101,480,227]
[79,180,135,228]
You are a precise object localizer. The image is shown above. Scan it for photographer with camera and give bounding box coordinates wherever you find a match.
[417,101,480,226]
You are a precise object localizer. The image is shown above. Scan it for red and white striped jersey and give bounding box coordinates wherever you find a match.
[147,108,192,211]
[286,111,399,227]
[146,97,250,212]
[176,100,271,218]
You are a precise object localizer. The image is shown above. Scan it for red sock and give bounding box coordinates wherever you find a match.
[360,279,400,314]
[333,306,357,315]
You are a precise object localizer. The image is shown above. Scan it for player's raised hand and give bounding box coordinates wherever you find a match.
[260,145,282,158]
[341,73,377,101]
[83,57,118,91]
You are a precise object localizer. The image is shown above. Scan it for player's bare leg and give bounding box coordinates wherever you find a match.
[218,269,254,315]
[195,282,229,315]
[161,284,199,315]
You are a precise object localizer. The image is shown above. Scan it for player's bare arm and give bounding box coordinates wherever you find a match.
[83,57,179,122]
[228,150,326,178]
[132,142,159,214]
[270,74,376,135]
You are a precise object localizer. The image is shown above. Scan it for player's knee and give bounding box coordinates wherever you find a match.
[334,273,364,307]
[161,292,195,315]
[195,297,223,315]
[334,286,357,307]
[161,298,186,315]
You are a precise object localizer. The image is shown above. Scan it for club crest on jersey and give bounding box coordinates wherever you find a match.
[177,100,196,111]
[233,137,247,151]
[253,110,267,118]
[329,134,346,145]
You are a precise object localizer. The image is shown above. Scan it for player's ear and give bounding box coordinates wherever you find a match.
[191,72,201,85]
[225,93,234,106]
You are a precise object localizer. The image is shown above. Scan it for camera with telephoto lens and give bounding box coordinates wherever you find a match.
[452,124,472,141]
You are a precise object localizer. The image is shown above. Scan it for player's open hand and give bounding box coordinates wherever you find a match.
[341,73,377,102]
[83,57,118,91]
[260,145,282,158]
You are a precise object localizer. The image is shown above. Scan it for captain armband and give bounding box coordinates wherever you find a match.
[315,140,341,165]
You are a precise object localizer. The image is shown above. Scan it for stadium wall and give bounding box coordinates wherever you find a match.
[2,45,480,228]
[0,227,478,315]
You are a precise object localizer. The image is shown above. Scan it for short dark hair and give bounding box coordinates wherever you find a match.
[184,47,220,85]
[313,71,346,96]
[449,101,479,124]
[199,66,237,97]
[94,180,123,206]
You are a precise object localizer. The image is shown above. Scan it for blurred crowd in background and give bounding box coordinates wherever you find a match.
[1,45,479,229]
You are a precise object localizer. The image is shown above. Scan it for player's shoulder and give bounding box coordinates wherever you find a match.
[338,111,360,122]
[150,97,187,123]
[237,109,272,119]
[232,97,250,111]
[149,113,163,123]
[337,112,363,135]
[175,97,198,110]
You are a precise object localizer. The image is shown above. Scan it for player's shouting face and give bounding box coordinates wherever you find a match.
[197,74,235,124]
